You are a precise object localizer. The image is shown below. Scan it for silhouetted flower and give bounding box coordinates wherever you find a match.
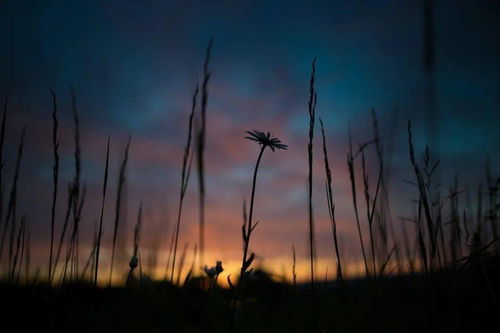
[203,261,224,278]
[215,261,223,274]
[245,129,288,151]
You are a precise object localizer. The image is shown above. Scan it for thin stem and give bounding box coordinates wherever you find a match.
[231,145,266,332]
[0,97,8,251]
[0,127,25,265]
[320,119,343,282]
[307,58,317,291]
[94,137,110,286]
[347,129,370,277]
[170,84,198,283]
[197,40,213,269]
[361,148,376,275]
[109,136,131,286]
[70,87,81,279]
[240,145,265,276]
[49,89,59,284]
[170,197,185,283]
[52,183,74,283]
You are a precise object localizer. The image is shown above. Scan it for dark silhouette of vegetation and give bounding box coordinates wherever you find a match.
[196,40,213,269]
[48,89,59,284]
[94,137,110,285]
[109,136,131,285]
[307,57,317,292]
[320,119,343,283]
[170,83,198,283]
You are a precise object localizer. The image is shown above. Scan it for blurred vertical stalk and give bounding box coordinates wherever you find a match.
[1,127,25,269]
[196,40,213,269]
[170,84,198,283]
[94,137,110,285]
[347,129,370,277]
[320,119,343,283]
[48,89,59,284]
[109,136,131,285]
[307,57,317,289]
[0,97,7,250]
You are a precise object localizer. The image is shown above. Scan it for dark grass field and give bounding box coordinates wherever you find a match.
[2,261,499,333]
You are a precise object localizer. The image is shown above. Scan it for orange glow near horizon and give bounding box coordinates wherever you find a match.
[15,244,418,288]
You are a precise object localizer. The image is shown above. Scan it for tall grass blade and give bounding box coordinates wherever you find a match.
[94,137,110,285]
[196,40,213,269]
[0,127,25,266]
[48,89,59,284]
[109,135,131,285]
[319,119,343,282]
[307,57,317,289]
[170,84,198,282]
[347,128,370,277]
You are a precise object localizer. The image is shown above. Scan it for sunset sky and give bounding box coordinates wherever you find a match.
[0,0,499,283]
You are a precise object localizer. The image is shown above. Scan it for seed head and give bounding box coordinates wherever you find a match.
[129,255,138,270]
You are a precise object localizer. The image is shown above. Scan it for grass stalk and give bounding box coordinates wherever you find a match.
[319,118,343,282]
[0,97,7,231]
[52,183,75,282]
[48,89,59,284]
[127,203,142,285]
[176,243,188,286]
[0,127,25,266]
[109,135,131,285]
[196,40,213,269]
[70,87,82,278]
[11,215,25,282]
[408,121,437,271]
[307,57,317,289]
[170,84,198,283]
[94,137,110,285]
[371,110,402,272]
[360,148,377,275]
[347,128,370,277]
[183,244,197,287]
[81,223,98,280]
[62,184,86,283]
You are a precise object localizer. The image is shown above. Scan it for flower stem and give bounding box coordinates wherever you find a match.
[241,145,265,276]
[231,145,266,332]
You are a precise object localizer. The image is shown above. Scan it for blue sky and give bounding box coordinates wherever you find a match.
[0,0,499,281]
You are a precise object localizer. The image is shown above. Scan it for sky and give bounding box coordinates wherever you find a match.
[0,0,499,284]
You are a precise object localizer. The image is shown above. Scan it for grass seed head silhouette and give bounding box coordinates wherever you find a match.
[245,129,288,151]
[129,255,138,270]
[203,260,224,278]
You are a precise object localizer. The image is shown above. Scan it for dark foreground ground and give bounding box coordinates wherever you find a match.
[2,262,499,333]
